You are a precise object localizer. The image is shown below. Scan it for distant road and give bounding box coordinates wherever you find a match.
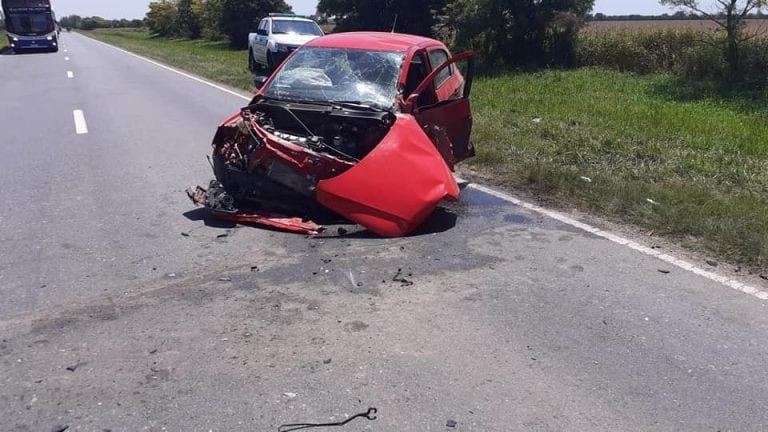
[1,32,767,432]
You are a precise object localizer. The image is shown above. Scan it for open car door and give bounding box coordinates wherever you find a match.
[314,51,475,238]
[405,51,476,169]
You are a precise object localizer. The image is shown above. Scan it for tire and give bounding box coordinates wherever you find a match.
[248,49,256,72]
[267,51,275,73]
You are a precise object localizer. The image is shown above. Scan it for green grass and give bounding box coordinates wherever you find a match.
[85,29,768,270]
[470,68,768,269]
[0,31,8,51]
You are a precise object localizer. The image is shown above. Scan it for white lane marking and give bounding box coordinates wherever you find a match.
[64,56,70,61]
[83,33,767,302]
[67,71,74,78]
[468,183,768,301]
[84,35,250,101]
[72,110,88,134]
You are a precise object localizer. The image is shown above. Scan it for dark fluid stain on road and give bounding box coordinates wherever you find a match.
[448,187,510,220]
[504,214,530,224]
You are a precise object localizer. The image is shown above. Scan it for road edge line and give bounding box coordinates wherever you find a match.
[468,182,768,301]
[82,34,251,102]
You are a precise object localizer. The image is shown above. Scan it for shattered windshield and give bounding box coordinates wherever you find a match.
[264,47,405,111]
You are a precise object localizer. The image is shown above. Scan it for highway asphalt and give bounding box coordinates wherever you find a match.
[1,32,767,431]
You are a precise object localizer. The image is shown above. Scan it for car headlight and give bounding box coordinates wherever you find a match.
[46,36,53,40]
[276,44,290,52]
[12,37,19,41]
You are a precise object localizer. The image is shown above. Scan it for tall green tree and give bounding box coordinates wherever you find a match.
[200,0,225,39]
[317,0,447,36]
[221,0,292,48]
[177,0,202,38]
[146,1,179,37]
[659,0,768,77]
[441,0,594,67]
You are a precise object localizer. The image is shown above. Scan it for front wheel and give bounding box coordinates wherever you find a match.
[248,49,256,72]
[267,51,275,72]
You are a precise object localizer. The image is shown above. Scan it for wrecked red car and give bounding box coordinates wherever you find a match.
[189,32,475,237]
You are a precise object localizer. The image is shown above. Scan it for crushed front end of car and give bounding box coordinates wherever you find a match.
[188,36,474,237]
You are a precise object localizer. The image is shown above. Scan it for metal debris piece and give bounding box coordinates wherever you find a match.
[188,185,324,236]
[279,407,377,432]
[65,362,86,372]
[392,268,414,286]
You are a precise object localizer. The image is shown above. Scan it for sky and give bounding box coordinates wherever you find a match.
[48,0,686,21]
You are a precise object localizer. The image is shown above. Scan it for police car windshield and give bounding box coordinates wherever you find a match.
[271,20,323,36]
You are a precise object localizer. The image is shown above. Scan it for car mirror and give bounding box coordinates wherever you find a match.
[256,29,268,36]
[403,93,420,114]
[253,76,269,90]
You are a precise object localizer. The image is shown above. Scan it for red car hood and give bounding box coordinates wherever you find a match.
[316,114,459,237]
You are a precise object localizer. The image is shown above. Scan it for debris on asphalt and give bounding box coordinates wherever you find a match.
[446,419,458,428]
[50,425,69,432]
[323,359,332,364]
[65,362,87,372]
[760,274,768,281]
[166,273,177,278]
[149,349,158,354]
[337,227,348,236]
[218,276,232,282]
[283,392,298,399]
[392,268,414,286]
[706,260,718,267]
[250,266,260,272]
[181,232,190,237]
[279,407,378,432]
[658,269,671,274]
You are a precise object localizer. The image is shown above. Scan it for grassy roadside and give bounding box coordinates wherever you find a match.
[85,28,768,271]
[0,31,8,51]
[470,69,768,270]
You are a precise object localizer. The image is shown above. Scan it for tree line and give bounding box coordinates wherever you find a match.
[588,10,767,21]
[60,0,766,79]
[58,15,144,30]
[139,0,598,67]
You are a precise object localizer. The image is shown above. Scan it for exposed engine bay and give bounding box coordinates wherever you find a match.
[209,97,396,215]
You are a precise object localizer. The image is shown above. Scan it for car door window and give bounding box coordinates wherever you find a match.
[403,52,436,106]
[428,49,452,88]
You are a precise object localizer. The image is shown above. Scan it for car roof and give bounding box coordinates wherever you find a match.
[269,16,316,22]
[305,32,442,52]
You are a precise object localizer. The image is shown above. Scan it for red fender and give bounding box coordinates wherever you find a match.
[316,115,459,237]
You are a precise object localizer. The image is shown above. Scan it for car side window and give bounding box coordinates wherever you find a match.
[428,49,452,88]
[257,19,266,33]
